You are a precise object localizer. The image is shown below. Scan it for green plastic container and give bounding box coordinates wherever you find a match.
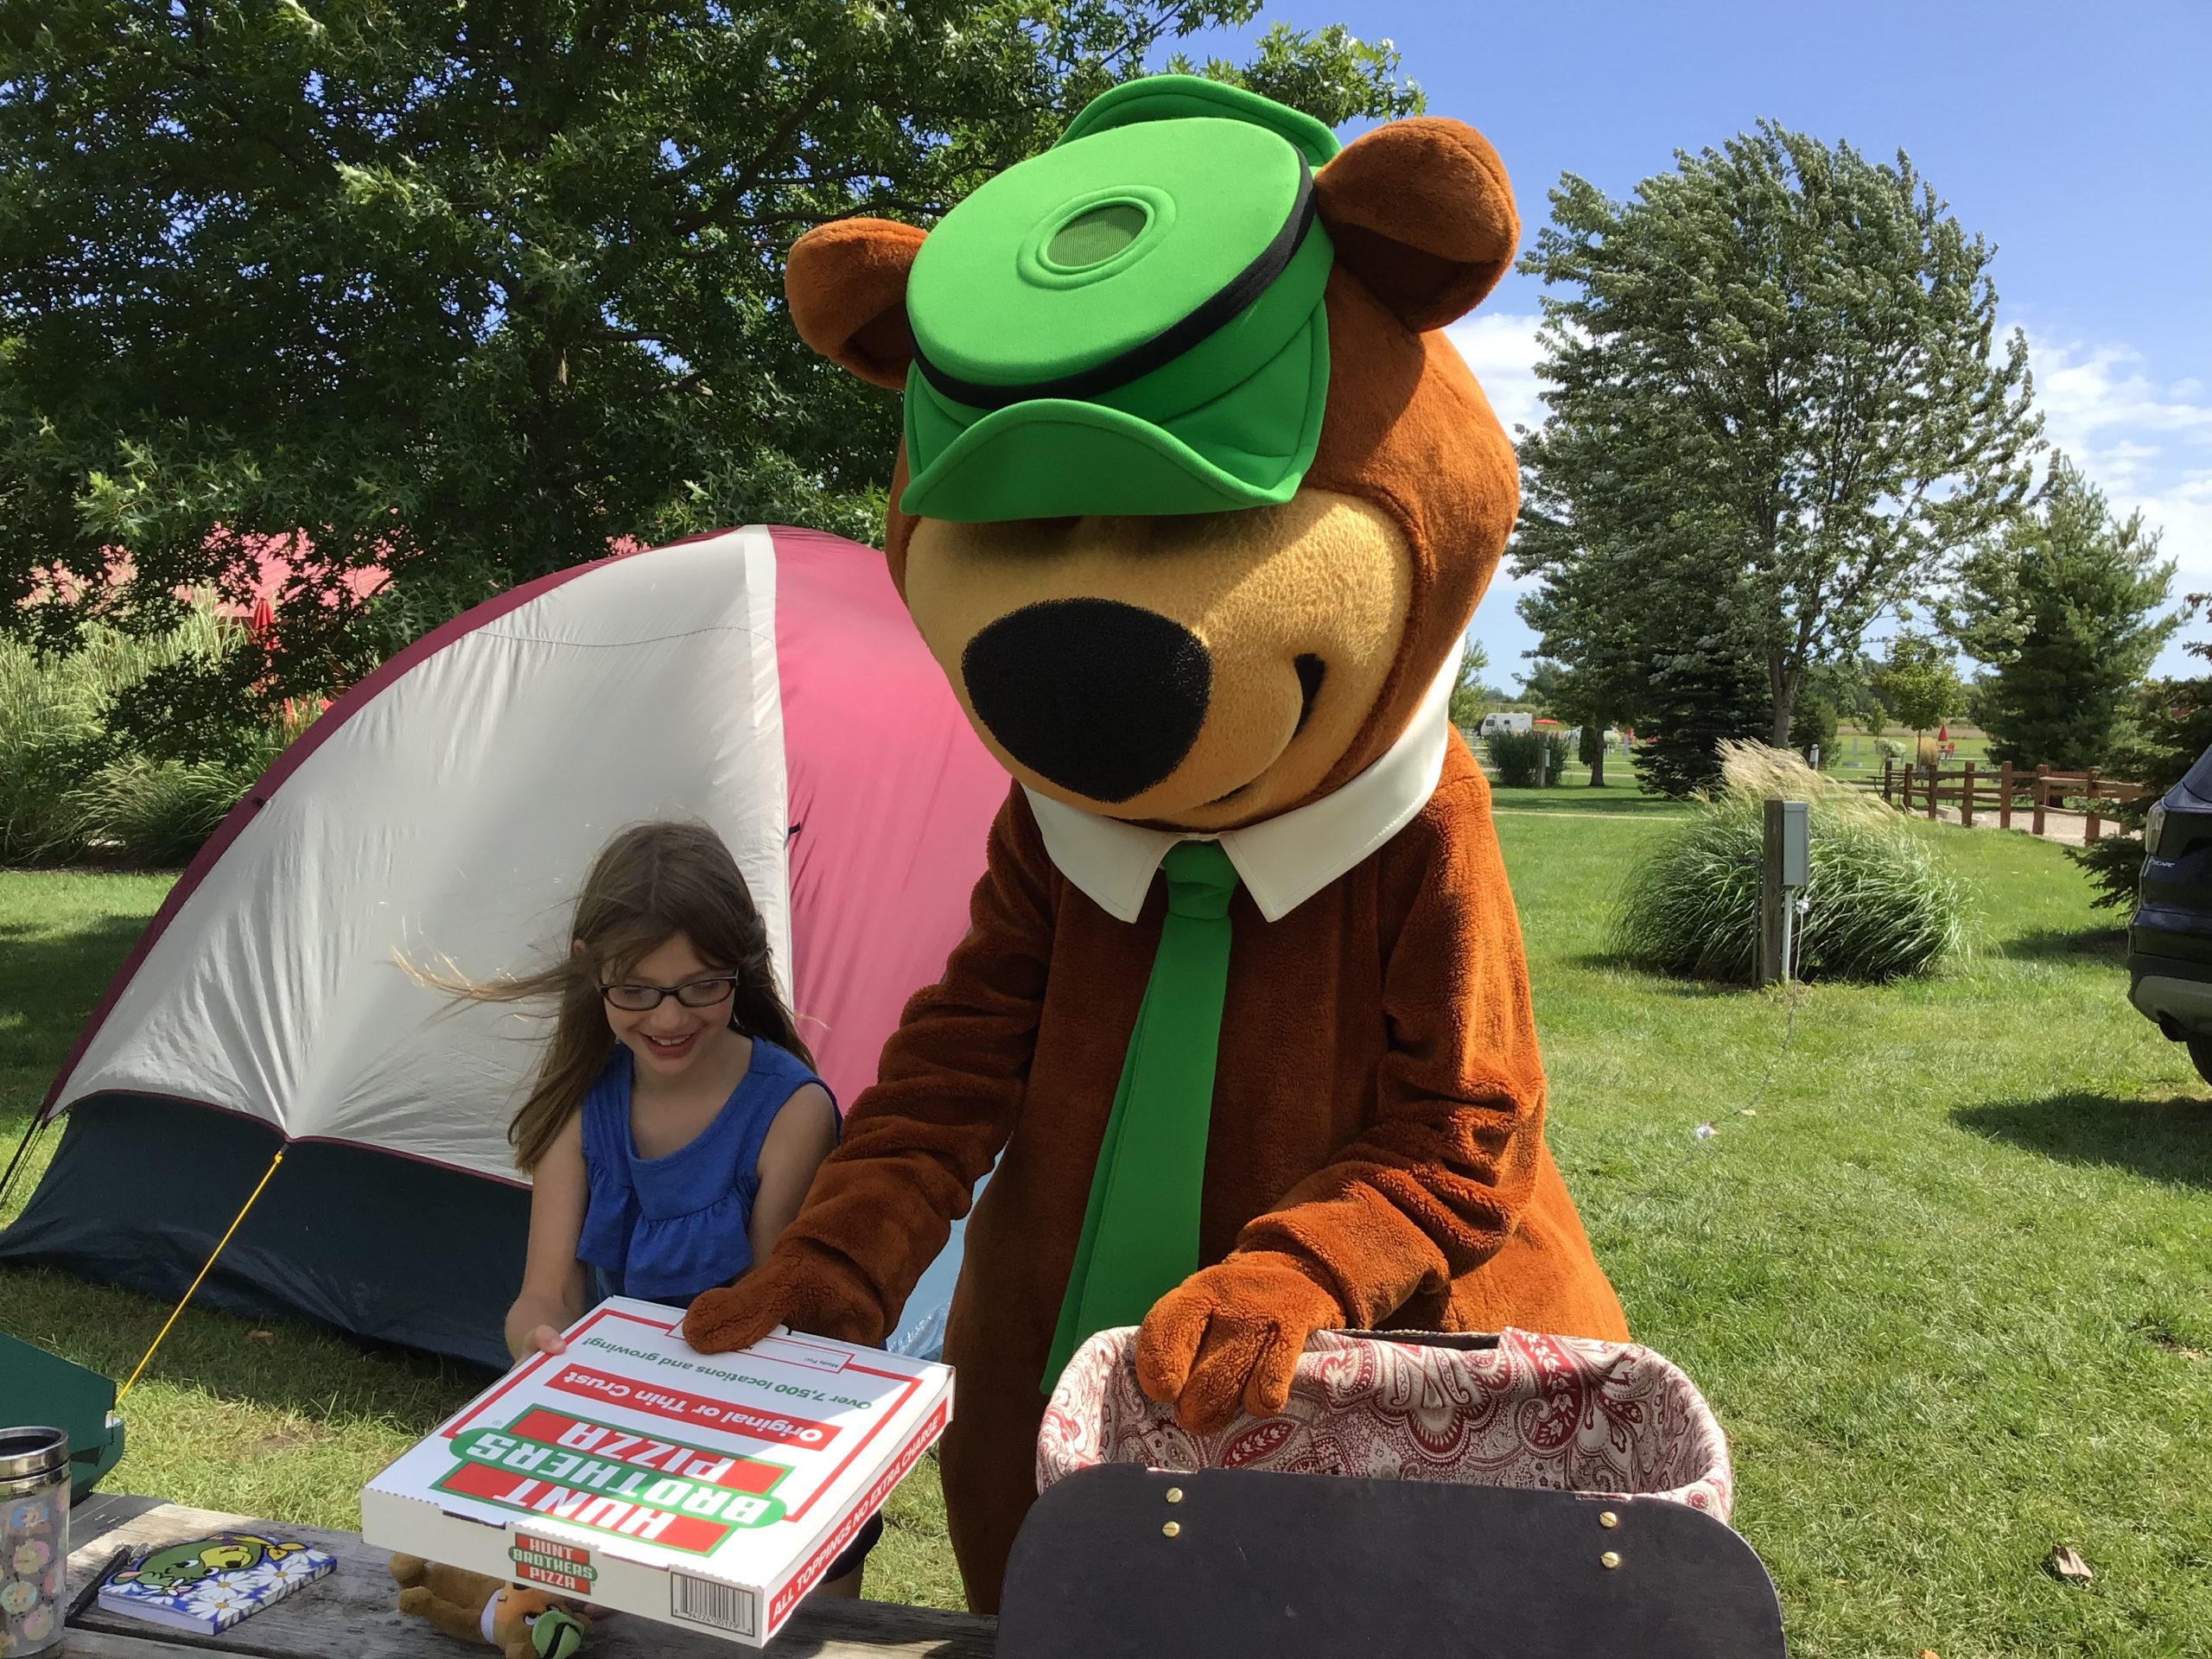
[0,1334,125,1501]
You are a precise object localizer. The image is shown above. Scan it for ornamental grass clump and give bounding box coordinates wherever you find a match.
[1615,741,1969,983]
[0,600,313,867]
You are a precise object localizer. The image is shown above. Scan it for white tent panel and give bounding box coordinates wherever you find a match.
[51,527,791,1183]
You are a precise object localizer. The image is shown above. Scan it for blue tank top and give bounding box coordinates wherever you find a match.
[575,1039,834,1306]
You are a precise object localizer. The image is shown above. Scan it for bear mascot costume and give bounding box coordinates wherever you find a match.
[684,74,1630,1613]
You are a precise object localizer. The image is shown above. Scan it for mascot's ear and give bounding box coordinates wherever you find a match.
[1315,118,1519,332]
[785,218,928,390]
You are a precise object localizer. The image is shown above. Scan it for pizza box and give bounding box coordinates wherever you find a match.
[359,1298,954,1647]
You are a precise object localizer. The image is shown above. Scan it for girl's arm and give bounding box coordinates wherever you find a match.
[747,1084,840,1267]
[505,1109,591,1363]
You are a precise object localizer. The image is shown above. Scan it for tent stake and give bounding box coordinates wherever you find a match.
[118,1147,286,1402]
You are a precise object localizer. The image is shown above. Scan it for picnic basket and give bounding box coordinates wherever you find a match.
[999,1326,1785,1657]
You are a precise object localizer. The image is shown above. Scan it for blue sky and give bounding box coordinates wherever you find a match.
[1167,0,2212,686]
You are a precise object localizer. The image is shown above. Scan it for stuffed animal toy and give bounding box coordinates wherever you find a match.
[390,1555,588,1659]
[685,73,1631,1612]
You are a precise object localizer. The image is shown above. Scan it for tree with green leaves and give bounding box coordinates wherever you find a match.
[1447,638,1508,729]
[1517,658,1568,713]
[1788,694,1835,767]
[1872,633,1962,743]
[1575,719,1608,786]
[0,1,1415,758]
[1514,121,2040,753]
[1513,489,1770,797]
[1947,460,2176,770]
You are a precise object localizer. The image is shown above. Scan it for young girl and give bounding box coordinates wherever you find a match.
[441,820,880,1598]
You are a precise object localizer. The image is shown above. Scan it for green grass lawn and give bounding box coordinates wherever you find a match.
[6,798,2209,1655]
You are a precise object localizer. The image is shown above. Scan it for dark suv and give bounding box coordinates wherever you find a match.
[2126,745,2212,1082]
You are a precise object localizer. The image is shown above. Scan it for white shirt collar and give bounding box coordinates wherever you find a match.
[1024,639,1461,924]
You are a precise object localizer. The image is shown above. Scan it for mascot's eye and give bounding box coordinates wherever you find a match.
[1294,653,1326,735]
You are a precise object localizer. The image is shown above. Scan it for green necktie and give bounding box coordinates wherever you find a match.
[1045,838,1240,1389]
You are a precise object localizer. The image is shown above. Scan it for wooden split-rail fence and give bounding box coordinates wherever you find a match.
[1878,760,2149,841]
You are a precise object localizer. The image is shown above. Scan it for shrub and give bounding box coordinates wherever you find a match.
[1614,742,1969,983]
[0,641,107,863]
[62,747,290,868]
[1789,696,1838,767]
[0,601,312,867]
[62,757,239,867]
[1545,729,1573,782]
[1489,728,1573,787]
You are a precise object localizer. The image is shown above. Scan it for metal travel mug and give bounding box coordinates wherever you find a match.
[0,1427,68,1656]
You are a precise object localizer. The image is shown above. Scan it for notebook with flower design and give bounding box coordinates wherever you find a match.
[97,1532,336,1634]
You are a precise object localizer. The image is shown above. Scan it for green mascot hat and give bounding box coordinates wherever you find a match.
[899,76,1340,523]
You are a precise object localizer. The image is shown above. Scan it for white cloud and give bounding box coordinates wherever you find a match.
[2034,339,2212,455]
[1444,311,1548,614]
[1440,314,1549,673]
[2025,332,2212,620]
[1442,311,1548,439]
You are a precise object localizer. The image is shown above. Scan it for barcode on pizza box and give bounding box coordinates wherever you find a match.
[671,1571,758,1637]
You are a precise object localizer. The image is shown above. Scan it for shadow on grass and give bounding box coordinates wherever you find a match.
[1953,1093,2212,1190]
[1488,787,1686,816]
[1562,950,1750,998]
[0,913,153,1078]
[2000,925,2126,963]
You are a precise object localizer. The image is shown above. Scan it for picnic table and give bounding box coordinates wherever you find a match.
[61,1494,996,1658]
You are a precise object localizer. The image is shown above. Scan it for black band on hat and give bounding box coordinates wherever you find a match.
[910,162,1319,413]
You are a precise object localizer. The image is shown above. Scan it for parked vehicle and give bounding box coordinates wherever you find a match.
[2125,742,2212,1083]
[1478,711,1533,738]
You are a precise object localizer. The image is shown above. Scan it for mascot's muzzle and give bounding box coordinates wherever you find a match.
[961,598,1211,803]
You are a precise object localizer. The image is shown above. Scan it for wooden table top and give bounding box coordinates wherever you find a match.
[61,1493,996,1657]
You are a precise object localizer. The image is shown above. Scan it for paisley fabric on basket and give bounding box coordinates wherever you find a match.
[1037,1327,1734,1522]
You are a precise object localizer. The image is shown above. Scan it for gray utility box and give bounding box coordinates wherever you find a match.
[1777,798,1809,888]
[1758,798,1811,985]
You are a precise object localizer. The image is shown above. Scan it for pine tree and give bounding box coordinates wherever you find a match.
[1950,461,2177,770]
[2075,612,2212,908]
[1637,639,1773,799]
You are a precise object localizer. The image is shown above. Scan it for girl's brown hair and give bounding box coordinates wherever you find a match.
[426,821,814,1172]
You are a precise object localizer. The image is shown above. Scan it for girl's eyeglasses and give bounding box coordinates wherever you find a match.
[601,977,738,1012]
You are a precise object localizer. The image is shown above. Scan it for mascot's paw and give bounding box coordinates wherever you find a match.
[683,1243,882,1354]
[1135,1252,1345,1435]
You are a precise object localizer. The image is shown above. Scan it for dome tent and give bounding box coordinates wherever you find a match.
[0,526,1001,1370]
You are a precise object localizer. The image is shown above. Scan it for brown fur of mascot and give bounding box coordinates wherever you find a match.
[687,111,1630,1612]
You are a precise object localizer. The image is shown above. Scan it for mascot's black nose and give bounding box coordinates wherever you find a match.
[962,599,1211,804]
